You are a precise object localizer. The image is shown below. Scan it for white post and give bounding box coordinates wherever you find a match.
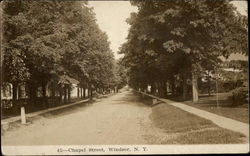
[152,99,157,105]
[21,106,26,124]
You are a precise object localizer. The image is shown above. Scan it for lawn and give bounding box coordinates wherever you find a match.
[162,128,246,144]
[150,101,247,144]
[182,93,249,123]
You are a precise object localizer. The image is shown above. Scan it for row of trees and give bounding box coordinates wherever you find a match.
[120,0,248,101]
[1,1,126,106]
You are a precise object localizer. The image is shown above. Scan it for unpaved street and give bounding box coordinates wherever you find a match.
[2,89,164,145]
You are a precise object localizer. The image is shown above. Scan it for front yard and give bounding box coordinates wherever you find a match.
[149,100,247,144]
[182,93,249,123]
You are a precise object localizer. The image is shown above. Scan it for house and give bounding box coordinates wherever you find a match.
[1,75,84,109]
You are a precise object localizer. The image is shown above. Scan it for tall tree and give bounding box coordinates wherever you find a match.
[122,0,247,102]
[2,0,117,104]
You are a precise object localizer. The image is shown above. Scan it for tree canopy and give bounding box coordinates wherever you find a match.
[2,0,122,98]
[121,0,248,101]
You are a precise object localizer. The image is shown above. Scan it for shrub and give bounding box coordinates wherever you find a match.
[231,87,248,106]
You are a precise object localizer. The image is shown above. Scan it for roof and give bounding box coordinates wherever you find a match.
[58,75,79,85]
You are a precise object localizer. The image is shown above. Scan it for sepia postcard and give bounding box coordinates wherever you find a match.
[1,0,249,155]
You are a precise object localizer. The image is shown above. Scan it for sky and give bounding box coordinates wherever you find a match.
[88,0,248,60]
[88,1,138,59]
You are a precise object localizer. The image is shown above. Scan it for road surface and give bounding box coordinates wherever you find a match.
[2,89,166,145]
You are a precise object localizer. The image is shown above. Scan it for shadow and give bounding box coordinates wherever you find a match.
[2,97,89,119]
[193,100,233,108]
[41,101,93,119]
[166,92,248,108]
[184,98,248,108]
[110,91,151,107]
[151,101,165,107]
[198,94,216,98]
[42,93,127,119]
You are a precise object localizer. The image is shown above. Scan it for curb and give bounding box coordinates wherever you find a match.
[1,99,90,129]
[136,90,249,138]
[1,93,116,129]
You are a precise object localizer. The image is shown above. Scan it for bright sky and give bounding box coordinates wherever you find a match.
[88,0,247,60]
[88,1,138,59]
[231,0,248,16]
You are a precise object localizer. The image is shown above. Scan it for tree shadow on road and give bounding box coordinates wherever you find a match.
[41,101,94,119]
[111,91,152,107]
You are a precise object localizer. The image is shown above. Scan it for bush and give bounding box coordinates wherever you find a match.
[231,87,248,106]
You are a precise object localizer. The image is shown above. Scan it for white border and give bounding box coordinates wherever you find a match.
[2,144,250,155]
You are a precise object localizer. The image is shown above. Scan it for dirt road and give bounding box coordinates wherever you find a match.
[2,89,163,145]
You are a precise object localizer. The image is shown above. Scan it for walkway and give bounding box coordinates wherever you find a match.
[139,91,249,138]
[1,99,89,125]
[2,90,153,145]
[2,89,249,155]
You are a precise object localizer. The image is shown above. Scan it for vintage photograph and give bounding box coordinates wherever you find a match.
[0,0,249,155]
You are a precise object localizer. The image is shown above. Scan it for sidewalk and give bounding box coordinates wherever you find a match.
[1,92,117,128]
[138,91,249,138]
[1,99,90,128]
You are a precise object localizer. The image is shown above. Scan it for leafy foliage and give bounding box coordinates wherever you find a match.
[231,87,248,106]
[121,0,247,98]
[2,0,120,95]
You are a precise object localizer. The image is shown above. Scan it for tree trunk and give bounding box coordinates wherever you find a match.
[183,81,188,100]
[88,88,90,98]
[90,88,93,99]
[82,87,86,99]
[182,74,188,100]
[158,82,162,97]
[42,83,47,108]
[18,85,21,99]
[192,73,199,102]
[27,83,35,99]
[151,82,155,94]
[207,73,211,96]
[162,81,167,98]
[50,82,55,107]
[51,83,55,98]
[81,87,84,98]
[159,82,163,97]
[77,86,80,98]
[67,85,71,103]
[59,85,63,104]
[166,81,168,96]
[155,82,158,95]
[63,86,67,104]
[42,84,46,98]
[12,83,18,113]
[79,87,81,98]
[171,78,175,96]
[12,83,18,102]
[30,83,38,109]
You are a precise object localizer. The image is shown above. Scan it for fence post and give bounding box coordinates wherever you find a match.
[21,106,26,124]
[152,99,157,105]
